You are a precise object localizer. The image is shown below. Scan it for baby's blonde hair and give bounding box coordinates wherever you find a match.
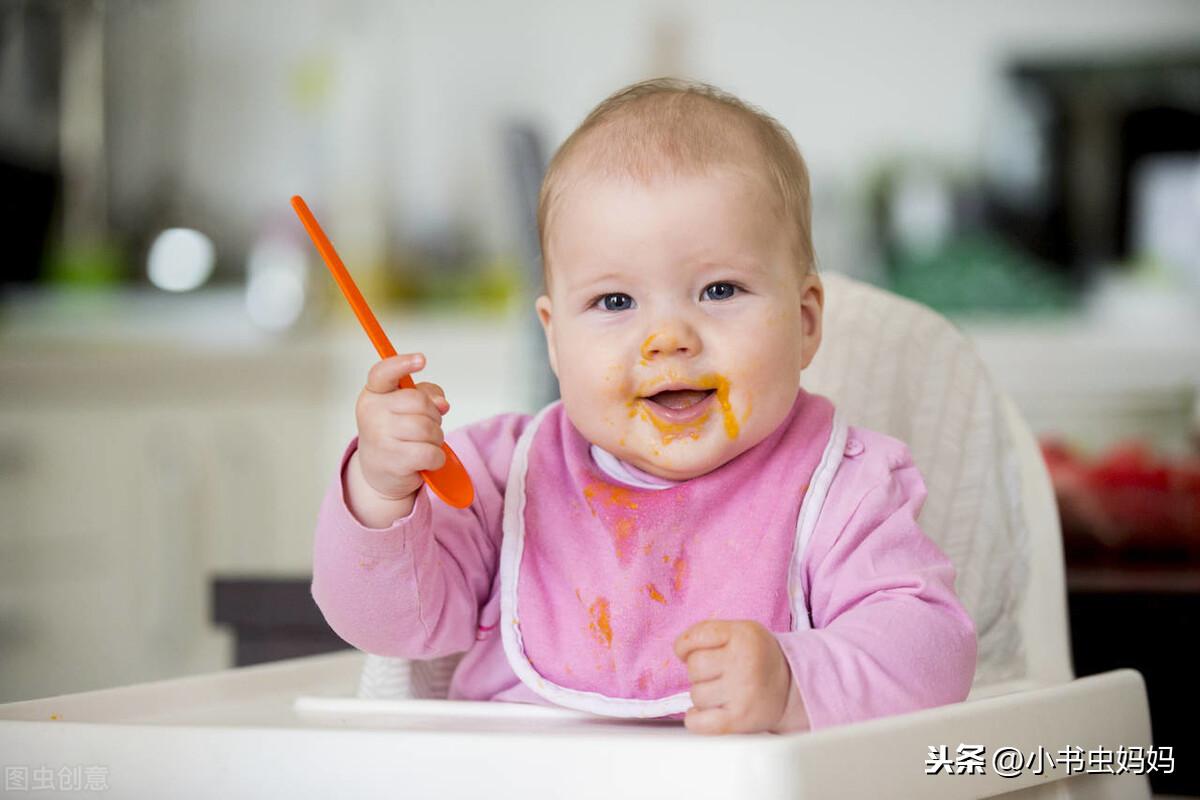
[537,77,815,291]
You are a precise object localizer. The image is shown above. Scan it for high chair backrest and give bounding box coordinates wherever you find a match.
[803,272,1069,687]
[358,272,1072,701]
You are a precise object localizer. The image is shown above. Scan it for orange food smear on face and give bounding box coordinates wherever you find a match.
[626,399,710,443]
[645,583,666,604]
[639,334,658,367]
[588,597,613,648]
[711,375,739,439]
[626,372,740,444]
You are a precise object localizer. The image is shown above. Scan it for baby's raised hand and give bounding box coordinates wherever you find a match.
[353,353,451,503]
[673,620,794,735]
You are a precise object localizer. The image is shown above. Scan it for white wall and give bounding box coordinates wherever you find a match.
[105,0,1200,265]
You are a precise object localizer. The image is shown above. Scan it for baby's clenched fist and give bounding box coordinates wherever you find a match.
[673,619,798,735]
[354,352,450,503]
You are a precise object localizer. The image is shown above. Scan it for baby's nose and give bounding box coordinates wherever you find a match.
[640,331,697,359]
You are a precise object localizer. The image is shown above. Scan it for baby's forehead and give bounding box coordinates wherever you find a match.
[545,173,785,286]
[546,154,780,248]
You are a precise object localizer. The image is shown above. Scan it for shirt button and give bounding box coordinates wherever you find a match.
[843,438,864,458]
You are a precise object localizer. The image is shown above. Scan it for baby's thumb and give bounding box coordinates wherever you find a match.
[365,353,425,394]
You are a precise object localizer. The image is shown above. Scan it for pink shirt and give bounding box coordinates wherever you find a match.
[311,412,978,732]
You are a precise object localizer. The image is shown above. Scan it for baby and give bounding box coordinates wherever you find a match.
[312,78,977,735]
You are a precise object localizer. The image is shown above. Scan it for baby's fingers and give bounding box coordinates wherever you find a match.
[366,353,426,394]
[684,705,733,736]
[377,438,448,475]
[674,620,733,661]
[387,413,446,448]
[414,381,450,415]
[687,677,727,710]
[683,648,724,684]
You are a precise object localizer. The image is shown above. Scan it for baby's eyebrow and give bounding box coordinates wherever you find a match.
[568,270,630,294]
[695,258,768,276]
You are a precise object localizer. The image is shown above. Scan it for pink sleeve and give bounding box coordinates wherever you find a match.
[310,413,533,660]
[771,432,978,732]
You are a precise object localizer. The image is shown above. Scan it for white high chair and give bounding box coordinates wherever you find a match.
[0,274,1154,799]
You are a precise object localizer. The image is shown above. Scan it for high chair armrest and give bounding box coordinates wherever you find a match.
[781,668,1154,799]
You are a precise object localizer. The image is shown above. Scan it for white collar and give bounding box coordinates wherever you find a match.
[588,444,680,491]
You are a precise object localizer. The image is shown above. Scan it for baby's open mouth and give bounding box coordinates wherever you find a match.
[635,379,727,431]
[641,388,716,410]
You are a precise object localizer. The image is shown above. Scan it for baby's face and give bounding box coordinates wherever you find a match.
[536,167,822,480]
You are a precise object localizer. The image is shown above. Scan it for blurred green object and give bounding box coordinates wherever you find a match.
[45,242,129,288]
[385,256,522,311]
[887,234,1077,315]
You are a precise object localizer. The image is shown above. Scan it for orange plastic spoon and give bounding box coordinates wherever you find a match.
[291,195,474,509]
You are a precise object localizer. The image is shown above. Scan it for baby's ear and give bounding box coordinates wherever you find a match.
[534,294,560,377]
[798,273,823,370]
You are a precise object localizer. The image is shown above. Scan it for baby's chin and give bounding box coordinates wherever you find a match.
[613,437,744,482]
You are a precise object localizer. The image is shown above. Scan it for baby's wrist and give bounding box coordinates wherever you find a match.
[769,668,810,733]
[344,450,419,528]
[765,637,807,734]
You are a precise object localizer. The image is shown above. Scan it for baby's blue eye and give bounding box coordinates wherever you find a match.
[597,293,634,312]
[703,282,738,301]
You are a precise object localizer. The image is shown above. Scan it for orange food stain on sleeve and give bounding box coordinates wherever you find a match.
[645,583,666,604]
[636,669,652,692]
[587,597,613,648]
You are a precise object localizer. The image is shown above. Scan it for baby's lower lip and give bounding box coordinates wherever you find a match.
[639,391,716,424]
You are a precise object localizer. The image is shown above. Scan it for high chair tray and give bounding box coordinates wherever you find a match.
[0,650,1152,799]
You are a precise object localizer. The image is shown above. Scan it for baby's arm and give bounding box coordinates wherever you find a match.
[310,413,531,660]
[772,435,978,732]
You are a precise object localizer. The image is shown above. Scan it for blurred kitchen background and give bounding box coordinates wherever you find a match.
[1,0,1199,791]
